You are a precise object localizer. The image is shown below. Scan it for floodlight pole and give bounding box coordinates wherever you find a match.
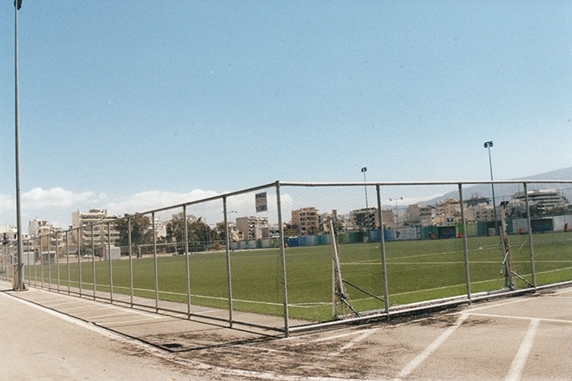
[389,197,403,227]
[484,141,498,235]
[13,1,26,291]
[361,167,368,209]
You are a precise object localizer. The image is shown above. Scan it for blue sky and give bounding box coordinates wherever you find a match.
[0,1,571,228]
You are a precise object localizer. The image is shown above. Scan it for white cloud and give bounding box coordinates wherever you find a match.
[0,193,14,212]
[22,187,98,209]
[104,189,221,216]
[0,187,227,227]
[1,185,449,229]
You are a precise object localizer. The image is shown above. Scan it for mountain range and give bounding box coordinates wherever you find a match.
[430,166,572,206]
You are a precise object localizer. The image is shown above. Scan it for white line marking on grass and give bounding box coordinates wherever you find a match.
[393,313,469,381]
[505,319,539,381]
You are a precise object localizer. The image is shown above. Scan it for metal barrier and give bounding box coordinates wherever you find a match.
[2,179,572,336]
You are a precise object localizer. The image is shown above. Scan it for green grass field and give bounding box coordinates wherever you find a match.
[25,232,572,322]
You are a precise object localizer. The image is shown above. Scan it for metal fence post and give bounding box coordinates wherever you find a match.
[524,182,537,288]
[46,234,51,290]
[184,204,192,318]
[223,197,234,327]
[152,212,159,312]
[107,221,113,302]
[276,181,290,337]
[78,228,83,297]
[39,237,44,288]
[66,230,71,294]
[91,224,96,299]
[376,185,390,315]
[47,233,52,290]
[25,238,29,284]
[458,183,472,302]
[55,231,61,292]
[128,216,134,307]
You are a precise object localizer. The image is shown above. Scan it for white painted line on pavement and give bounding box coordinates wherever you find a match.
[393,313,469,381]
[1,292,374,381]
[470,312,572,325]
[467,297,528,312]
[505,318,539,381]
[329,328,380,357]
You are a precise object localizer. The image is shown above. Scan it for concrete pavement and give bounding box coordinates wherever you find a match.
[2,281,572,380]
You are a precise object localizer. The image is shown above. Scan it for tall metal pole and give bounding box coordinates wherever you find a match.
[484,141,498,235]
[361,167,368,209]
[14,0,26,290]
[389,197,403,228]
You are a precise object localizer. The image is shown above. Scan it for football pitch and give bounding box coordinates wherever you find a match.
[29,232,572,322]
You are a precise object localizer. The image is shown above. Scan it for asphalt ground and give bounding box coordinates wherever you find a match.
[1,281,571,380]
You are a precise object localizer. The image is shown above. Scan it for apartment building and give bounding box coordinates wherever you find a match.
[235,216,269,240]
[404,204,434,226]
[434,198,462,225]
[291,207,319,235]
[28,218,61,251]
[71,209,120,248]
[350,208,379,230]
[511,189,569,209]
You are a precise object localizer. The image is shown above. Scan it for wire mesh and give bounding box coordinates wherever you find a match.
[4,179,572,335]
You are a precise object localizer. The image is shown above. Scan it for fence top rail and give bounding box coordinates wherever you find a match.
[131,181,278,216]
[278,179,572,187]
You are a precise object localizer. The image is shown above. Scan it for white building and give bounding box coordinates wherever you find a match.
[405,204,435,226]
[511,189,569,210]
[71,209,119,248]
[236,216,269,240]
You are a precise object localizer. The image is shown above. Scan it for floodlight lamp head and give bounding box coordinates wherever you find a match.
[361,167,367,172]
[484,141,493,148]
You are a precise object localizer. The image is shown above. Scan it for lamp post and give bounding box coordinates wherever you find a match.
[389,197,403,227]
[361,167,368,209]
[484,141,498,235]
[13,0,25,290]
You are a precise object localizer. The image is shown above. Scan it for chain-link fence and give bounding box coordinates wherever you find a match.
[1,180,571,336]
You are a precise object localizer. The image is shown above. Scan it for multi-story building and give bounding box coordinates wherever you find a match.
[470,203,495,222]
[71,209,119,248]
[501,189,570,218]
[404,204,435,226]
[318,209,340,233]
[510,189,569,211]
[434,198,461,225]
[291,207,319,235]
[2,224,34,265]
[350,208,379,230]
[28,218,61,252]
[236,216,269,240]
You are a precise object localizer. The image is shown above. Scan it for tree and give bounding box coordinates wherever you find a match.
[165,213,216,253]
[114,214,153,247]
[215,221,227,242]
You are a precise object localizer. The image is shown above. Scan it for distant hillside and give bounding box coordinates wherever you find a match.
[427,167,572,206]
[518,167,572,181]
